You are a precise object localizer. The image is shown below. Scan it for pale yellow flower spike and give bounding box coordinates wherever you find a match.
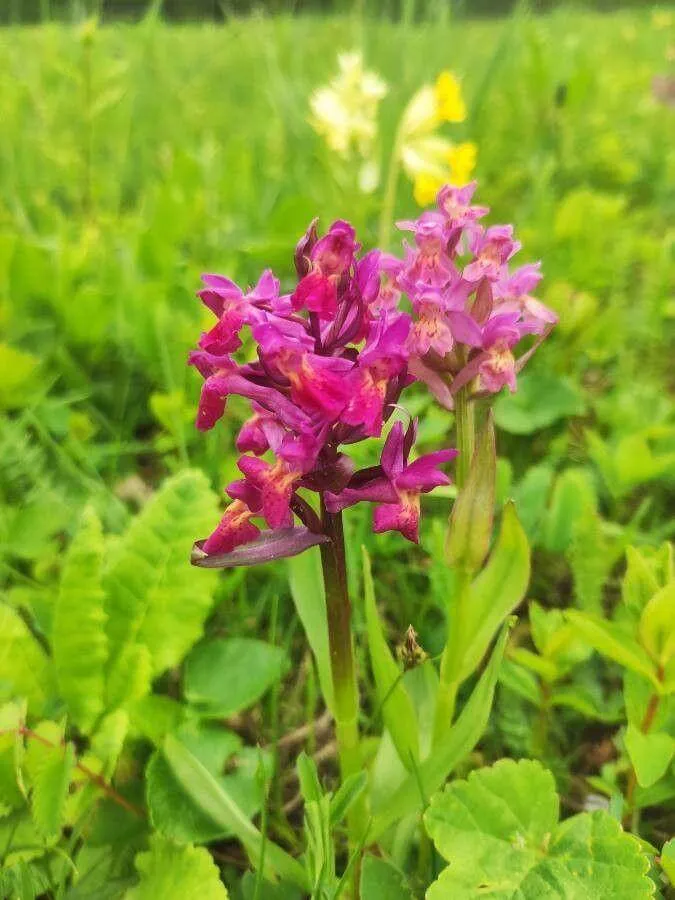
[434,72,467,124]
[413,173,444,207]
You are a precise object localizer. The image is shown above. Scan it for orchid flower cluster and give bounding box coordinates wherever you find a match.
[189,182,556,563]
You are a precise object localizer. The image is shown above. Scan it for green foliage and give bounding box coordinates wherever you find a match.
[425,759,655,899]
[0,605,52,716]
[362,547,419,770]
[126,834,229,899]
[52,507,108,733]
[360,856,413,900]
[24,721,75,840]
[184,638,288,718]
[103,469,219,682]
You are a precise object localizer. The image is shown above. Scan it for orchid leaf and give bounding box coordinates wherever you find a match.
[362,547,419,770]
[369,622,510,841]
[459,503,530,680]
[287,547,334,712]
[446,413,496,573]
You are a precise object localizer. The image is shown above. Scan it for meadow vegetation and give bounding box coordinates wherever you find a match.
[1,4,675,897]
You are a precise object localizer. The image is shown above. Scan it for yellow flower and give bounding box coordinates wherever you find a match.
[397,70,475,207]
[447,141,477,184]
[413,173,444,207]
[405,138,477,207]
[434,71,466,124]
[309,51,388,160]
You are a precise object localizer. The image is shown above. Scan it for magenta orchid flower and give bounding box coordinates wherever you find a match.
[189,182,556,566]
[189,218,452,565]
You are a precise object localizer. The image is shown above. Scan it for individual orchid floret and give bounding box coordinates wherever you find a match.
[437,181,489,230]
[397,212,457,290]
[201,499,260,557]
[292,220,359,319]
[493,262,558,333]
[326,420,456,543]
[463,225,521,283]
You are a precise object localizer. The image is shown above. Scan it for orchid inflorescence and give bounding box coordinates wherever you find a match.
[189,182,557,563]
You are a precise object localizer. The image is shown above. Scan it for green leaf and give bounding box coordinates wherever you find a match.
[446,414,496,573]
[287,549,333,711]
[460,503,530,680]
[513,464,553,541]
[126,834,229,899]
[570,509,615,616]
[362,547,419,770]
[329,770,368,827]
[639,582,675,667]
[622,547,661,617]
[425,759,654,899]
[0,343,41,410]
[184,638,288,718]
[625,726,675,788]
[360,855,413,900]
[163,733,309,890]
[543,467,596,555]
[148,723,270,845]
[106,643,152,711]
[52,507,108,733]
[369,623,510,842]
[0,603,52,716]
[24,721,75,839]
[494,372,585,435]
[661,838,675,884]
[103,470,219,683]
[565,610,659,688]
[0,701,25,815]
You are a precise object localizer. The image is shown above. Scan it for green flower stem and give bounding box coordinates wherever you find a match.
[432,383,476,747]
[319,503,366,880]
[377,122,405,250]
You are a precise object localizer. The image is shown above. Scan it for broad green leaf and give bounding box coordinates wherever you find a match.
[184,638,288,718]
[639,583,675,667]
[425,759,654,899]
[0,701,25,815]
[163,734,309,890]
[106,643,152,711]
[566,610,659,688]
[446,414,496,573]
[362,547,419,770]
[543,467,596,554]
[360,855,413,900]
[24,721,75,839]
[126,834,228,899]
[494,372,584,435]
[459,504,530,680]
[369,623,510,842]
[148,723,270,844]
[513,464,553,541]
[0,344,40,410]
[570,509,615,616]
[625,726,675,788]
[129,694,188,745]
[661,838,675,884]
[103,470,219,681]
[52,508,108,733]
[287,548,333,711]
[0,604,52,716]
[622,547,661,617]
